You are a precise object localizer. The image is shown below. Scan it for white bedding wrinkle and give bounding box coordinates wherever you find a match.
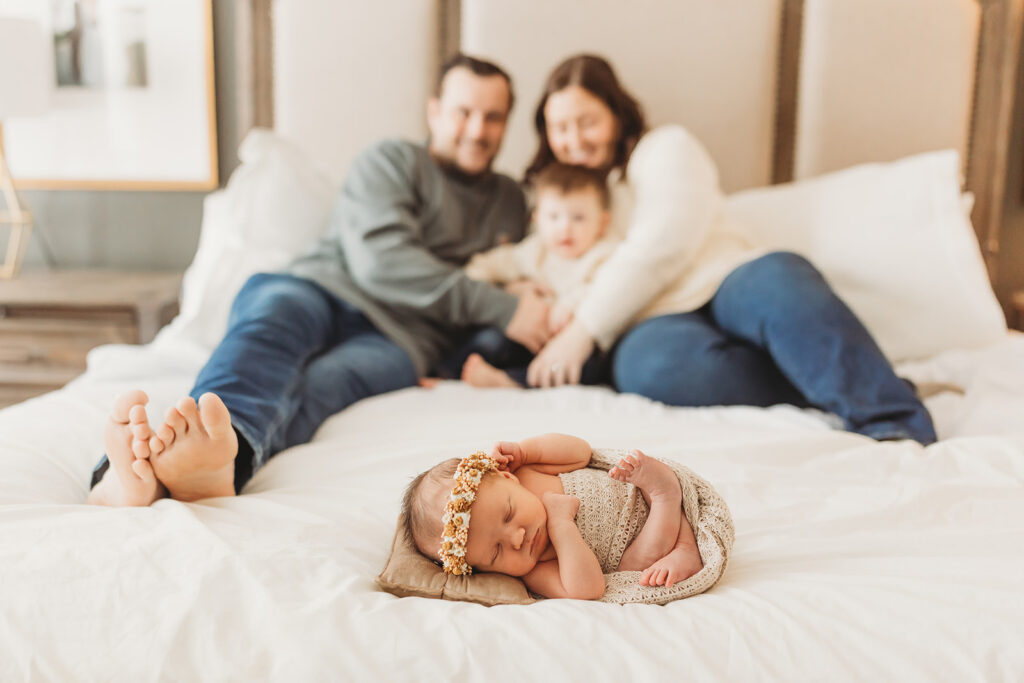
[1,334,1023,680]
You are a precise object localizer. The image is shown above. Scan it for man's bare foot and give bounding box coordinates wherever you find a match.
[611,450,683,570]
[461,353,521,388]
[86,390,167,507]
[149,393,238,502]
[639,544,704,588]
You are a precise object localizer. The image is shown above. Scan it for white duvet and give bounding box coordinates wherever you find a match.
[1,326,1023,681]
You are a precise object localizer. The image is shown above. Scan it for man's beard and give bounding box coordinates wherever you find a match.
[430,141,495,181]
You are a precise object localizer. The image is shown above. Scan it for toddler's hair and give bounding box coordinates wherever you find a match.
[532,162,610,208]
[401,458,461,559]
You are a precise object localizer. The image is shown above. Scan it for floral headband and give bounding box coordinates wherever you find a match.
[440,451,499,575]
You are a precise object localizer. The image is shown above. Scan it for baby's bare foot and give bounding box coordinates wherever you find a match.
[639,545,704,588]
[608,450,681,506]
[149,393,238,502]
[612,451,684,570]
[86,390,167,507]
[461,353,521,388]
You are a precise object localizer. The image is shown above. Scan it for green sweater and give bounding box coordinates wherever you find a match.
[286,139,528,375]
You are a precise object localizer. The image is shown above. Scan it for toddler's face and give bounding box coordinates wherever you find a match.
[463,472,549,576]
[535,187,608,259]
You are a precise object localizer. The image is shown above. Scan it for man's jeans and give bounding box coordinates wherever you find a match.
[91,273,418,492]
[435,326,608,386]
[611,252,937,444]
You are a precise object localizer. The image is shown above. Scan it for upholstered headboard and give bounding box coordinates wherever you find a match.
[236,0,1021,279]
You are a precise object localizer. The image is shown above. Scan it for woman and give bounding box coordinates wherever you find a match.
[524,54,935,444]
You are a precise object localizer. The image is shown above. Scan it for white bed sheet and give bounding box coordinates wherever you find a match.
[1,329,1023,681]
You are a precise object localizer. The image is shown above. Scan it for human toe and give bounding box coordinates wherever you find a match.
[111,390,148,424]
[197,393,234,439]
[176,397,201,430]
[131,458,156,484]
[130,407,152,442]
[164,406,188,440]
[131,437,151,460]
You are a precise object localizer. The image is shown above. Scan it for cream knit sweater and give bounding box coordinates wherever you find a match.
[464,235,620,314]
[574,125,761,350]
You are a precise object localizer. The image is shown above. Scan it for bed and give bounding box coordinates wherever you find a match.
[3,0,1024,679]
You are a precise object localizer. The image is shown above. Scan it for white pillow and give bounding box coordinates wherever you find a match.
[161,129,335,350]
[722,149,1006,362]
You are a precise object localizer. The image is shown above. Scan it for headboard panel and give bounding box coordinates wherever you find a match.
[459,0,785,193]
[239,0,1021,279]
[269,0,438,187]
[792,0,979,180]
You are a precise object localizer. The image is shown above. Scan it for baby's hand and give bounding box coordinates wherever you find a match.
[505,278,554,300]
[490,440,524,471]
[542,491,580,522]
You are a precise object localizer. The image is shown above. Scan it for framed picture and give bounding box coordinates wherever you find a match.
[0,0,217,190]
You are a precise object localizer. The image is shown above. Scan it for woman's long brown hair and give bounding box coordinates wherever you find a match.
[525,54,647,182]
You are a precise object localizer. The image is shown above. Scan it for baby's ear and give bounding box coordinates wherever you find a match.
[499,470,519,483]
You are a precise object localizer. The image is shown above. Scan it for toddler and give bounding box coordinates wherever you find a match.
[402,433,703,600]
[451,163,619,388]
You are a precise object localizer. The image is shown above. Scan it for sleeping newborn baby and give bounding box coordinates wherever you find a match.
[402,433,705,600]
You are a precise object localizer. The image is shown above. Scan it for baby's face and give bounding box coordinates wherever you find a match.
[463,471,549,576]
[535,187,608,259]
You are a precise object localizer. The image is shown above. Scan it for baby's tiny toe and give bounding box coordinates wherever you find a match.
[149,435,165,455]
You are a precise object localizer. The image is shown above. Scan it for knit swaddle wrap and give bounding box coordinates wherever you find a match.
[560,448,734,605]
[558,466,649,574]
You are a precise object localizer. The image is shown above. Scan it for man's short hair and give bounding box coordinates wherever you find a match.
[532,162,611,209]
[436,52,515,112]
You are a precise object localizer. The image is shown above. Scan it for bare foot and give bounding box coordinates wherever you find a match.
[639,544,703,588]
[611,450,683,570]
[149,393,238,502]
[609,450,681,506]
[86,390,167,507]
[460,353,521,388]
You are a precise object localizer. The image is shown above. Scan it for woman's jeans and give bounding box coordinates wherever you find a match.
[611,252,937,444]
[91,273,418,492]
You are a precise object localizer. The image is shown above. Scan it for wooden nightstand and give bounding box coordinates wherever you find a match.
[1014,290,1024,331]
[0,270,182,407]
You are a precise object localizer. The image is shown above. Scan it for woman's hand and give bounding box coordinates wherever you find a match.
[546,303,574,335]
[526,319,596,388]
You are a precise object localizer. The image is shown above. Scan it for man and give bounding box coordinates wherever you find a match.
[87,54,551,507]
